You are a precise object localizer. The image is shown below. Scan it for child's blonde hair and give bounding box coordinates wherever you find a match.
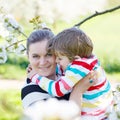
[50,27,93,61]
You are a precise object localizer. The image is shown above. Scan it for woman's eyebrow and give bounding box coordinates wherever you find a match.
[32,53,39,55]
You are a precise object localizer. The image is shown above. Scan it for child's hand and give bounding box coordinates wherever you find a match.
[27,69,37,80]
[26,64,32,74]
[75,70,98,93]
[69,70,98,106]
[26,64,40,84]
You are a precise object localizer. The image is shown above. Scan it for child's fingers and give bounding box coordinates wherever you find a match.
[26,64,32,73]
[89,70,98,85]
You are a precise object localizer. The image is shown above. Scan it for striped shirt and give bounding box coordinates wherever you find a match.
[21,67,70,109]
[32,55,113,119]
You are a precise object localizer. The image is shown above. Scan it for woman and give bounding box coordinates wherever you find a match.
[21,28,97,109]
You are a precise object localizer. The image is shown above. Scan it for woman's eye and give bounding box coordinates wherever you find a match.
[33,55,39,58]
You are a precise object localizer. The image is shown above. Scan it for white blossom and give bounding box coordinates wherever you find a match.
[15,44,26,54]
[6,35,18,44]
[108,109,118,120]
[0,23,9,37]
[108,84,120,120]
[6,45,15,53]
[3,14,23,35]
[6,34,15,43]
[0,14,4,22]
[40,23,47,28]
[24,98,80,120]
[0,13,27,63]
[0,46,7,64]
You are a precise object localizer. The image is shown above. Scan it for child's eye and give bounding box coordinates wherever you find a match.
[46,53,52,56]
[43,53,53,59]
[58,57,62,60]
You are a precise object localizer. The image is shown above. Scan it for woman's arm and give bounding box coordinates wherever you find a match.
[69,71,98,107]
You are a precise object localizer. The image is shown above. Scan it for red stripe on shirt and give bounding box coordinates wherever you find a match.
[36,79,40,84]
[72,59,98,71]
[81,100,113,116]
[81,108,106,116]
[88,79,107,91]
[61,79,71,90]
[88,59,98,69]
[55,82,64,96]
[60,66,64,76]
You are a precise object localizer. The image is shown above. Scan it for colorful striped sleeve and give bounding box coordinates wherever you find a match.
[31,57,99,97]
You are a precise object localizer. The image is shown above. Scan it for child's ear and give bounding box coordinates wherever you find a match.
[74,55,81,60]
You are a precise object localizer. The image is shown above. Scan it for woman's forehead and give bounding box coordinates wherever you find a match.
[29,41,47,52]
[30,40,47,47]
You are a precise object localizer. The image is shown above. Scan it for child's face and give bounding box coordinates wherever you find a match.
[56,53,70,71]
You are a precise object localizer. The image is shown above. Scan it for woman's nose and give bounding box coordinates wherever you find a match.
[39,57,46,65]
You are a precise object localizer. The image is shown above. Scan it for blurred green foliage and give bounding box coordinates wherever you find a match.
[7,54,29,69]
[0,54,28,80]
[0,89,22,120]
[0,63,26,80]
[102,58,120,73]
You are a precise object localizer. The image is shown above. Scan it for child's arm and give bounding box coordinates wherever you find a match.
[29,66,88,97]
[29,59,98,97]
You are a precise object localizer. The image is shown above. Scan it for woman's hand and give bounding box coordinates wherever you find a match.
[69,70,98,107]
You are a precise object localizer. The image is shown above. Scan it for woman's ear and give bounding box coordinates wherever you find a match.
[74,55,81,60]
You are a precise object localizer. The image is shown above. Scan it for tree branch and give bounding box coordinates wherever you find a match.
[74,5,120,27]
[6,39,26,50]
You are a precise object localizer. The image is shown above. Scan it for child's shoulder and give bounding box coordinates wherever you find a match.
[72,55,98,65]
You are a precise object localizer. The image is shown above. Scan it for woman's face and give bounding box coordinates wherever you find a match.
[28,40,56,79]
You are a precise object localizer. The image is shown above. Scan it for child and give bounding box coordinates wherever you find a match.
[29,27,113,119]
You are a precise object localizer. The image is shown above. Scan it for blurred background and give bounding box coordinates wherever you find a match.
[0,0,120,119]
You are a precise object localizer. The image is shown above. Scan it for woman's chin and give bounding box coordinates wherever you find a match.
[37,72,49,77]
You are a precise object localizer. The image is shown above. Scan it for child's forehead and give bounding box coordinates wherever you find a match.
[55,51,65,56]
